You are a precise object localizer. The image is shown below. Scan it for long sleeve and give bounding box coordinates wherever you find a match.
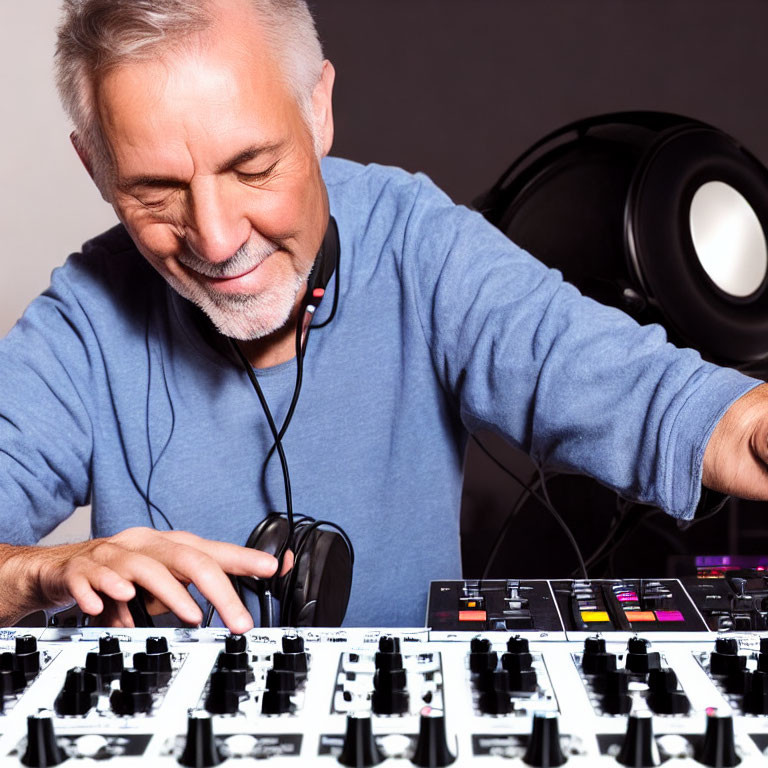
[0,261,96,544]
[400,173,760,519]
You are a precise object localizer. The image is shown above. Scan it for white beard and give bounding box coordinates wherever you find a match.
[168,236,310,341]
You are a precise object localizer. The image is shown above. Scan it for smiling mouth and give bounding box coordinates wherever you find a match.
[203,262,262,283]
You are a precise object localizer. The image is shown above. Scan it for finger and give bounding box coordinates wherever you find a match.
[280,549,294,577]
[162,532,279,578]
[116,554,203,626]
[67,573,104,616]
[89,565,136,604]
[116,601,135,628]
[156,547,253,633]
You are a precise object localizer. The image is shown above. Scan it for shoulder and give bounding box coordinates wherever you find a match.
[54,224,163,303]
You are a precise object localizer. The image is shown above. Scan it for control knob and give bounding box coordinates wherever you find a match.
[617,711,661,767]
[178,709,222,768]
[338,712,384,767]
[412,707,455,767]
[698,708,740,768]
[21,710,64,768]
[523,711,567,767]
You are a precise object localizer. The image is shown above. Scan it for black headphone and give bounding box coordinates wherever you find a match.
[128,217,354,629]
[474,111,768,370]
[229,216,355,628]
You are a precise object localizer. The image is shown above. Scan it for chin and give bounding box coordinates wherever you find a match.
[169,274,306,342]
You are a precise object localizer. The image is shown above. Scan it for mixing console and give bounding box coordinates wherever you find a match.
[4,574,768,765]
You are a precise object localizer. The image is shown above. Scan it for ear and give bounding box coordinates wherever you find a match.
[311,60,335,158]
[70,131,94,178]
[70,131,112,202]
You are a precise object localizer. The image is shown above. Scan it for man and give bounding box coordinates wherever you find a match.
[0,0,766,630]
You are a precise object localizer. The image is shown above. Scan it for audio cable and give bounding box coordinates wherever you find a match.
[472,435,588,580]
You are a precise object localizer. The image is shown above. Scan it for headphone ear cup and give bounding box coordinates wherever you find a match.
[245,513,291,558]
[284,527,353,627]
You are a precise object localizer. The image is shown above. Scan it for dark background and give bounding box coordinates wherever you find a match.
[310,0,768,580]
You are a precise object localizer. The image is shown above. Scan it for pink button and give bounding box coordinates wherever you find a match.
[655,610,684,622]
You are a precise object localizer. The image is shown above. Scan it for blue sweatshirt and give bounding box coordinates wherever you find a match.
[0,157,759,626]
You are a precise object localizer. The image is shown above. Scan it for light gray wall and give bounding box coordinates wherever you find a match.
[0,2,112,545]
[0,1,117,339]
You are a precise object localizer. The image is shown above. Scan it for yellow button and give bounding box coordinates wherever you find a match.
[581,611,610,622]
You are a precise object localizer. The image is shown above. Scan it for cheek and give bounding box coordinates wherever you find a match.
[129,222,183,274]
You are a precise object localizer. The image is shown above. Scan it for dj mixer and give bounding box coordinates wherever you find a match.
[3,573,768,766]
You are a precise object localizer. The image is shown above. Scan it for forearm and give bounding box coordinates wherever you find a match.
[0,543,53,626]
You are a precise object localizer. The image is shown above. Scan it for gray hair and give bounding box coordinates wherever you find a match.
[55,0,324,189]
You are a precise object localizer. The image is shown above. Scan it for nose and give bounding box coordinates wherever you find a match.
[183,177,250,264]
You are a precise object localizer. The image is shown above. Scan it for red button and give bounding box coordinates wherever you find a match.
[459,610,487,622]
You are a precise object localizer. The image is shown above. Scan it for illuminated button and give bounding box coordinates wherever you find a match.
[616,595,638,602]
[624,611,656,622]
[581,611,610,623]
[655,611,684,623]
[459,610,487,622]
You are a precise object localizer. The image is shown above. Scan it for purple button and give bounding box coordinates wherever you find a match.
[617,595,637,602]
[655,610,684,622]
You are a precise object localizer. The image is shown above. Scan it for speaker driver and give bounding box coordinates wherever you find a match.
[689,180,767,299]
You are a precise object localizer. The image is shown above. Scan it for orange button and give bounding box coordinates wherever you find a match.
[625,611,656,622]
[459,610,487,622]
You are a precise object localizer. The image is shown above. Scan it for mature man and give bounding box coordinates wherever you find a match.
[0,0,767,630]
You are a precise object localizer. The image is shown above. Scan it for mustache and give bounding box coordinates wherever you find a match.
[179,236,280,278]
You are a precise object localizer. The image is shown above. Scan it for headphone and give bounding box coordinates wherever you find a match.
[474,111,768,370]
[229,216,355,628]
[128,217,354,629]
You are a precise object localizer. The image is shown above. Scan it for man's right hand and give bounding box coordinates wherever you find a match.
[0,527,279,633]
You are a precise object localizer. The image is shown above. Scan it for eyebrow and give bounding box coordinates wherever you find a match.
[118,141,284,191]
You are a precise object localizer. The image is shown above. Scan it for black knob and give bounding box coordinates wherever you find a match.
[282,633,305,654]
[469,647,498,675]
[371,666,409,716]
[273,651,307,679]
[85,634,124,687]
[584,636,606,655]
[278,633,308,678]
[21,710,64,767]
[477,669,513,715]
[261,669,295,715]
[14,635,40,678]
[204,669,240,715]
[178,709,222,767]
[500,652,537,693]
[470,637,492,654]
[375,650,404,673]
[0,654,28,694]
[412,707,455,767]
[599,670,632,715]
[760,637,768,655]
[110,668,154,715]
[523,711,567,767]
[617,711,661,767]
[378,636,401,654]
[507,635,530,654]
[582,645,617,675]
[744,670,768,715]
[698,709,740,767]
[219,636,250,670]
[625,637,661,674]
[54,667,98,716]
[134,639,172,689]
[146,636,169,655]
[338,712,384,767]
[710,638,745,677]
